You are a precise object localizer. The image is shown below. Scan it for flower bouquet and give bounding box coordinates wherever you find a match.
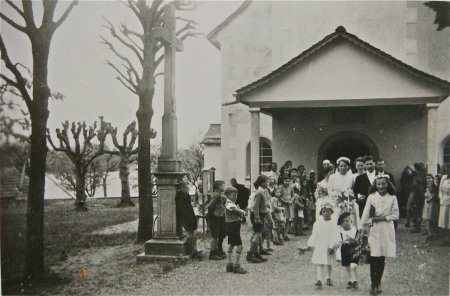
[352,225,371,264]
[332,189,355,213]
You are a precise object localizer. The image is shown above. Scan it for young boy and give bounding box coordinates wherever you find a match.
[337,212,359,289]
[175,182,202,259]
[224,186,248,274]
[280,177,294,238]
[208,180,227,260]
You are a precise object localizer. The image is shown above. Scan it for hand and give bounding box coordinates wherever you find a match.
[358,194,365,200]
[328,248,335,255]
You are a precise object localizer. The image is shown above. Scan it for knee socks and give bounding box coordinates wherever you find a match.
[218,237,224,253]
[370,256,385,287]
[234,245,243,266]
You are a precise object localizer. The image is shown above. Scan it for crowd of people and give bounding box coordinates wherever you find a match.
[174,157,450,295]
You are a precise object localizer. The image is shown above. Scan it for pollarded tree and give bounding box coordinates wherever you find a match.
[0,0,77,280]
[47,119,110,210]
[101,0,199,242]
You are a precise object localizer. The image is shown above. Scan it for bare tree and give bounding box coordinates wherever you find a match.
[47,119,110,210]
[101,0,199,242]
[0,0,77,280]
[179,140,204,189]
[104,120,156,207]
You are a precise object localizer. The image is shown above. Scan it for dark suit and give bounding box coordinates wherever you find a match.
[353,173,374,217]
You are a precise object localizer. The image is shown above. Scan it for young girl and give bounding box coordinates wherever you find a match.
[292,177,305,236]
[280,177,294,238]
[360,175,399,295]
[271,187,286,245]
[422,174,439,240]
[299,202,340,288]
[337,212,359,289]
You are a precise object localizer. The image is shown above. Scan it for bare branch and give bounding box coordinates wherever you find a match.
[0,74,18,88]
[154,53,164,69]
[117,77,138,94]
[21,0,36,31]
[100,36,141,77]
[179,32,203,41]
[102,17,143,64]
[5,0,25,18]
[154,72,164,79]
[0,33,32,108]
[42,0,58,25]
[54,0,78,28]
[0,12,27,33]
[104,60,137,90]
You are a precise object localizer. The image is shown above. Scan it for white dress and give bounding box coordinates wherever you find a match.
[438,175,450,229]
[328,172,360,227]
[307,219,340,265]
[360,192,399,257]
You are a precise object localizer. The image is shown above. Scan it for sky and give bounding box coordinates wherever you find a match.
[0,0,242,148]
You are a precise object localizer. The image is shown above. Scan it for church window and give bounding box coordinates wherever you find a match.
[246,138,273,176]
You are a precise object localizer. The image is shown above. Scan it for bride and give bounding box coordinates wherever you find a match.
[328,157,360,227]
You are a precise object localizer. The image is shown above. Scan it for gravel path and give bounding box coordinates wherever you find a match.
[57,219,449,295]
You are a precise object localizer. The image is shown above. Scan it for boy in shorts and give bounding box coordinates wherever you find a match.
[224,186,248,274]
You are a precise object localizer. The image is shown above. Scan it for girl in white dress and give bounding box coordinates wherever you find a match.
[360,175,399,295]
[300,202,340,288]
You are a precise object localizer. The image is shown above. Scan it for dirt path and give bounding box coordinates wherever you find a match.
[55,220,449,295]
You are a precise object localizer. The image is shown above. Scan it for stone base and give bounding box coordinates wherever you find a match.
[136,253,190,263]
[136,235,192,263]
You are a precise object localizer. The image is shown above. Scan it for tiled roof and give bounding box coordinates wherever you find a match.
[0,167,29,200]
[201,124,221,145]
[235,26,450,98]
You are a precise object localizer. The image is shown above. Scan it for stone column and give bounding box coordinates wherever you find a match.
[427,103,440,175]
[250,107,261,183]
[137,4,188,262]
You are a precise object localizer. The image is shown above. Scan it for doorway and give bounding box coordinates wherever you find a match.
[318,131,379,171]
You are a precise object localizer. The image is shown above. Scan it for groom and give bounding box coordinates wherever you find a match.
[353,155,377,217]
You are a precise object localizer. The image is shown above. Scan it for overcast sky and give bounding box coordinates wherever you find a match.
[0,0,242,148]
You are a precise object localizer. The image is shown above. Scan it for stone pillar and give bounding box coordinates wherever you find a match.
[137,4,188,262]
[250,107,261,183]
[427,103,440,175]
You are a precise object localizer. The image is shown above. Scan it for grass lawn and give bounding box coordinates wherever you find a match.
[1,198,141,294]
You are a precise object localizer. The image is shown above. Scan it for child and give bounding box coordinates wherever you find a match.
[271,187,286,245]
[423,174,439,241]
[224,186,247,274]
[280,177,294,239]
[292,177,305,236]
[207,180,227,260]
[299,203,340,288]
[175,182,202,259]
[261,188,275,253]
[360,175,399,295]
[337,212,359,289]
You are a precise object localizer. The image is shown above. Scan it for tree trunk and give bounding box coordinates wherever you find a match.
[24,41,51,281]
[74,165,87,211]
[136,91,154,242]
[118,158,134,207]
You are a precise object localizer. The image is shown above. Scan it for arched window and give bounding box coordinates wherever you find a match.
[444,139,450,166]
[246,138,272,176]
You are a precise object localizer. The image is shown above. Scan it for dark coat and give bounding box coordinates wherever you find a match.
[176,191,197,231]
[235,183,250,209]
[353,173,373,217]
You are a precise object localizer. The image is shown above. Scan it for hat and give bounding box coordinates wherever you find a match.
[337,212,351,225]
[319,202,334,215]
[336,157,351,166]
[224,186,238,195]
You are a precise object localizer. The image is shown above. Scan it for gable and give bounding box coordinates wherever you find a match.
[236,28,449,108]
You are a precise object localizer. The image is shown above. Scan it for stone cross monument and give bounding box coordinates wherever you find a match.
[137,4,189,261]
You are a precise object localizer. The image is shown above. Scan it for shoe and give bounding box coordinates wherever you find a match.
[273,241,282,246]
[346,281,353,289]
[266,248,275,252]
[377,285,382,293]
[326,278,333,286]
[260,250,271,255]
[315,280,322,287]
[218,251,227,259]
[209,251,222,261]
[233,264,248,274]
[353,281,358,289]
[190,251,203,260]
[226,263,233,273]
[246,252,262,263]
[370,286,379,295]
[283,236,290,241]
[254,253,268,262]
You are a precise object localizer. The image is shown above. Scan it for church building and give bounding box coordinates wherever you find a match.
[202,1,450,184]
